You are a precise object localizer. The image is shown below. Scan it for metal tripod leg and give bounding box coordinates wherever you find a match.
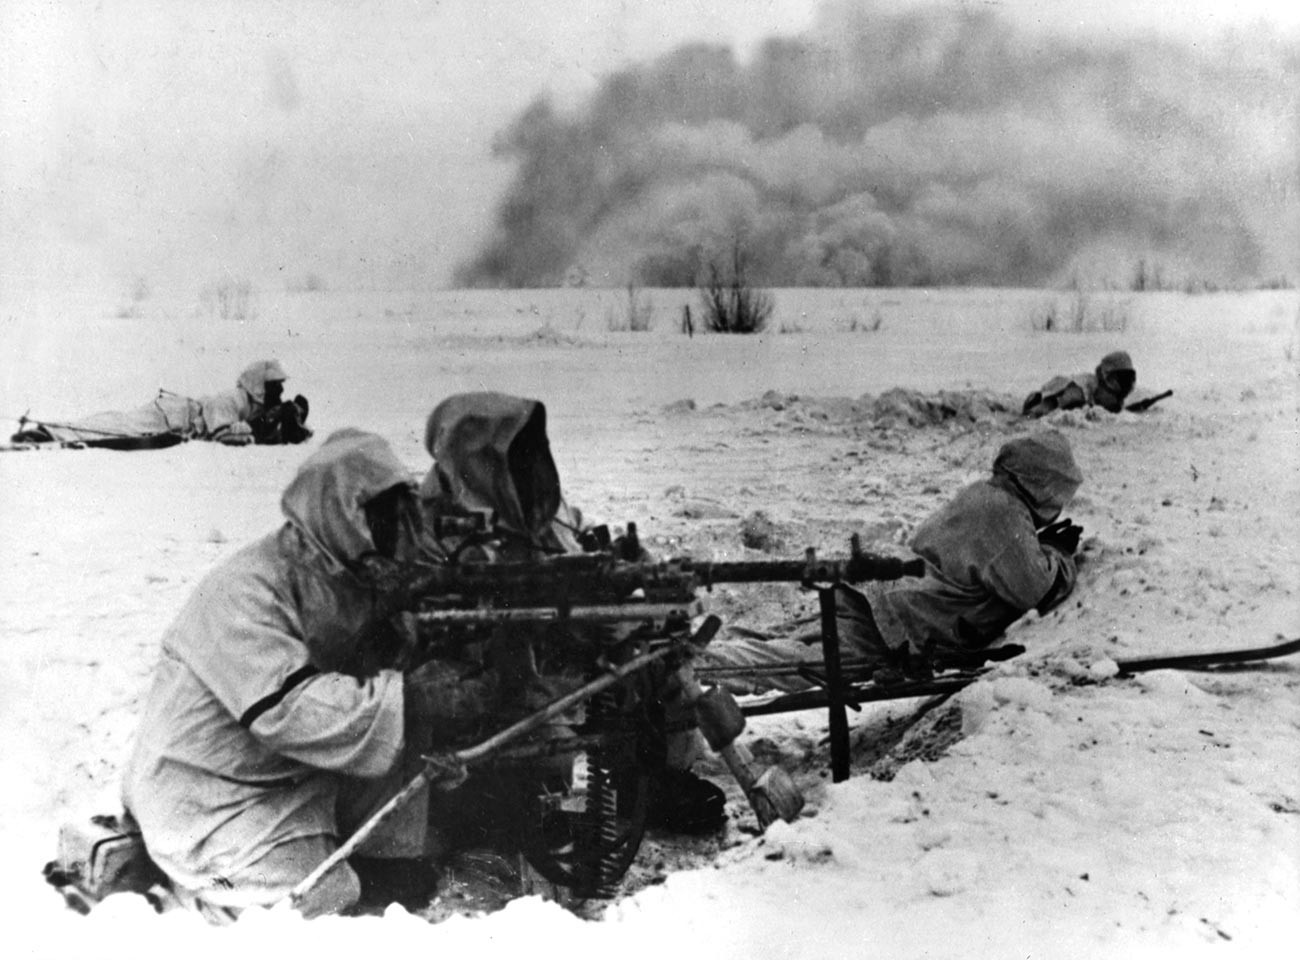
[817,586,850,782]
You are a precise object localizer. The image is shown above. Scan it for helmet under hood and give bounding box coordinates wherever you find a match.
[421,392,562,540]
[992,430,1084,524]
[281,428,415,571]
[1095,351,1134,378]
[239,359,288,405]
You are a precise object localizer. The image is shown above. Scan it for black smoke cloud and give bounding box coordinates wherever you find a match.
[456,2,1298,289]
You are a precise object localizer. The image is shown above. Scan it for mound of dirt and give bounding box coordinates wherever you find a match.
[866,700,967,781]
[732,388,1022,431]
[863,388,1021,429]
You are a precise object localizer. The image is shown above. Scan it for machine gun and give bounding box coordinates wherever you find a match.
[294,525,923,908]
[386,521,921,632]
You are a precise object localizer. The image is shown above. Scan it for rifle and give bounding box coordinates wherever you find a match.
[1125,388,1172,413]
[312,525,923,904]
[4,413,184,452]
[715,636,1300,720]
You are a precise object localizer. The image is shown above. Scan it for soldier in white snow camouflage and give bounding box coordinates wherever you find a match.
[702,430,1085,689]
[122,429,486,921]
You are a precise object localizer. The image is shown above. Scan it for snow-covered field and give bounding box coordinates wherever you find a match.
[2,286,1297,959]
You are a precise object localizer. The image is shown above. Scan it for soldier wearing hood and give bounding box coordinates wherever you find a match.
[867,429,1084,667]
[417,392,728,834]
[1023,350,1136,418]
[701,431,1085,688]
[419,391,584,554]
[122,429,489,921]
[10,359,311,446]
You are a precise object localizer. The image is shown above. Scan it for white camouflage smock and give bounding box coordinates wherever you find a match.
[122,429,414,895]
[45,359,286,442]
[874,430,1084,660]
[700,430,1084,690]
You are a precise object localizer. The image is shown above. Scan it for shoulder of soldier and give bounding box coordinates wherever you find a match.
[201,532,286,590]
[1041,372,1092,397]
[164,532,291,651]
[915,479,1016,540]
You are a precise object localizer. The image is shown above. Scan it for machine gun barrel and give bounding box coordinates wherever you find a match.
[394,536,923,614]
[701,550,923,585]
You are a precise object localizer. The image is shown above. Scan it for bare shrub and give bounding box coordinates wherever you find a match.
[848,308,885,333]
[697,238,773,334]
[607,283,653,332]
[1032,292,1129,334]
[200,278,257,322]
[1130,258,1166,292]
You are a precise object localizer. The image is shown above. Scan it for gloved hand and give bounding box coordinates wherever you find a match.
[403,660,498,739]
[1037,518,1083,555]
[278,397,312,443]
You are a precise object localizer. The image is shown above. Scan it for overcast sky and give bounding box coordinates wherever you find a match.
[1,0,1296,294]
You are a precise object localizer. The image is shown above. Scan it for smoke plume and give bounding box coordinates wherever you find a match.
[456,2,1298,289]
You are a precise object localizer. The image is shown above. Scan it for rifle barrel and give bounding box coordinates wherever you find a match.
[703,554,924,584]
[17,418,138,439]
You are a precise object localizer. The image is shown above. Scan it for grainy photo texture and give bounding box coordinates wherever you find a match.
[1,2,1297,957]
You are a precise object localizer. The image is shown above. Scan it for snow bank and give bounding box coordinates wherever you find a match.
[2,287,1297,958]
